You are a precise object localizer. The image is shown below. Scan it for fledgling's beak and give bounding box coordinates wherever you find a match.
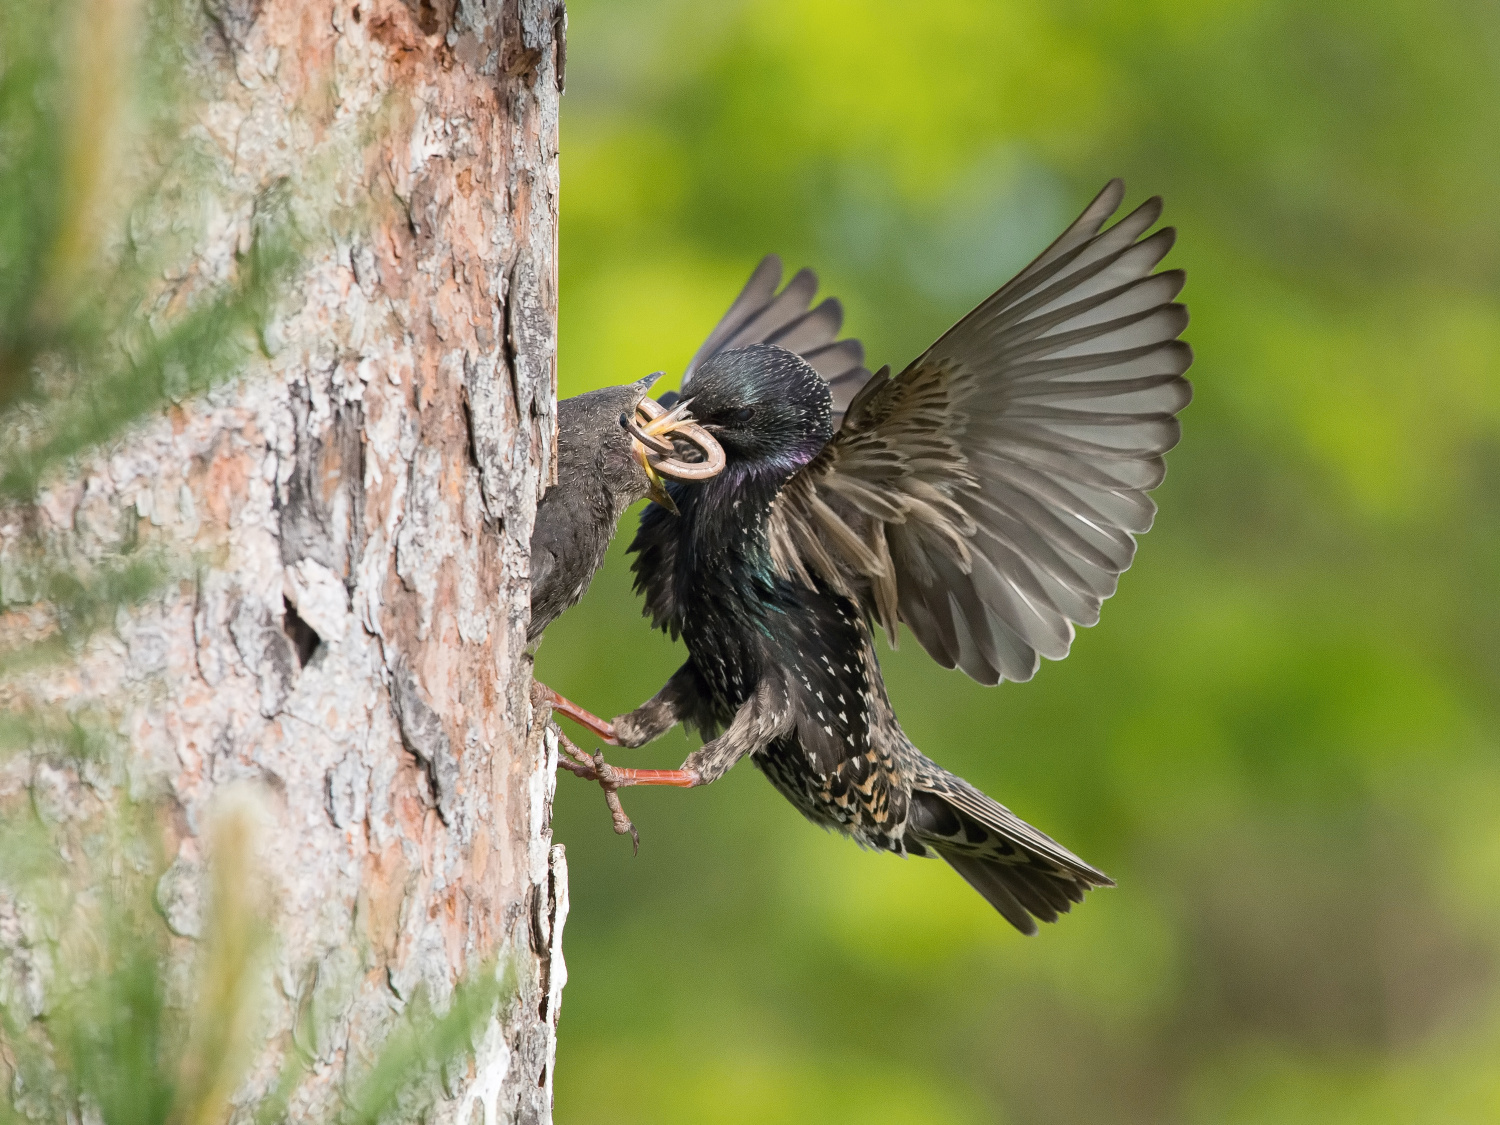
[624,423,679,514]
[623,381,727,515]
[637,446,679,514]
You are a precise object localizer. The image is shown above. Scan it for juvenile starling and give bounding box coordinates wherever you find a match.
[554,181,1193,933]
[528,373,723,640]
[528,375,723,842]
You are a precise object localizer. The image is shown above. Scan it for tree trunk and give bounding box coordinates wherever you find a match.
[4,1,565,1121]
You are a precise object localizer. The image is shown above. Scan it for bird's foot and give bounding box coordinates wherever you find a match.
[534,682,619,745]
[554,729,640,853]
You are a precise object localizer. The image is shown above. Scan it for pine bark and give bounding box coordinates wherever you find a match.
[2,1,566,1120]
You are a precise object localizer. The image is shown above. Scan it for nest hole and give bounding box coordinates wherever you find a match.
[283,596,321,668]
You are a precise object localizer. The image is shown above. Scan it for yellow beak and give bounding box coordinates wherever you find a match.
[633,439,680,515]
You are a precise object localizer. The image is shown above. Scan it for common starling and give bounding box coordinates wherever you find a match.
[537,256,868,781]
[555,181,1193,933]
[528,373,723,641]
[531,262,868,641]
[528,375,723,842]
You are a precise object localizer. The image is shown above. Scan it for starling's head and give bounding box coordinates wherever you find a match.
[556,374,660,444]
[554,374,724,514]
[681,344,833,472]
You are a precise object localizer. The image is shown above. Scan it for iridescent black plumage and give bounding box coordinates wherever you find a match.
[531,245,869,642]
[625,347,1113,931]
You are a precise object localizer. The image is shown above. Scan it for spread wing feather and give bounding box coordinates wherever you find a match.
[768,179,1194,684]
[684,255,871,395]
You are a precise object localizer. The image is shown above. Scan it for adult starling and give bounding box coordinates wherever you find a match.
[533,260,863,662]
[532,292,864,837]
[530,256,867,640]
[556,181,1193,933]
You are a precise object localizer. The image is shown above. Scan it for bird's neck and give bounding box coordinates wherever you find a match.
[671,451,813,623]
[678,460,779,569]
[659,460,793,705]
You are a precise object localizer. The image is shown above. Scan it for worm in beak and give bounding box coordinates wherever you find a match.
[624,388,726,515]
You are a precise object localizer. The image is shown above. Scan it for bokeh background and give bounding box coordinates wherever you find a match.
[536,2,1500,1123]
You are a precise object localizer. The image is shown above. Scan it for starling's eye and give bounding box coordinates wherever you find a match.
[732,407,755,423]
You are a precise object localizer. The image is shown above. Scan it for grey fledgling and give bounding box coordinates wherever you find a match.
[530,374,725,638]
[534,375,669,638]
[528,374,724,845]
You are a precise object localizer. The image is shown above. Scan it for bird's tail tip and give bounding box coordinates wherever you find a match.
[908,780,1111,935]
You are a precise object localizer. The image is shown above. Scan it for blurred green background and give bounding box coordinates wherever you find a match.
[536,1,1500,1122]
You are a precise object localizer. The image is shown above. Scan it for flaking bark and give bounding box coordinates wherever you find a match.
[0,1,566,1120]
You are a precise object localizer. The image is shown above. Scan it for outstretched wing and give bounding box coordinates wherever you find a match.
[680,255,871,417]
[768,180,1194,685]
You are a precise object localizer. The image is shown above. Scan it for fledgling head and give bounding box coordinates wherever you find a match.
[681,344,833,474]
[555,373,661,501]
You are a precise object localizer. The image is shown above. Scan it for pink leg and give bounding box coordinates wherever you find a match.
[606,767,700,787]
[535,681,702,852]
[554,729,640,852]
[536,683,620,745]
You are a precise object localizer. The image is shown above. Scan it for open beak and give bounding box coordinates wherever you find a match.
[625,391,726,516]
[634,439,679,514]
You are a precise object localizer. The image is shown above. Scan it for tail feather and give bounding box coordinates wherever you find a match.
[942,851,1045,935]
[993,862,1063,926]
[908,771,1112,935]
[1013,863,1078,915]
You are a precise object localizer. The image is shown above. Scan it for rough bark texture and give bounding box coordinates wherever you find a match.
[0,1,565,1120]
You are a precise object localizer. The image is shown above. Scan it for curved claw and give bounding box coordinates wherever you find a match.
[554,731,640,852]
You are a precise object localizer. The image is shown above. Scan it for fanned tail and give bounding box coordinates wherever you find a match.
[907,769,1113,935]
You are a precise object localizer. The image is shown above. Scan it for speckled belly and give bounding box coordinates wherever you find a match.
[753,735,911,854]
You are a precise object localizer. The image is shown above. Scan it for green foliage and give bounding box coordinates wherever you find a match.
[0,0,300,485]
[0,553,169,681]
[539,1,1500,1122]
[0,0,305,699]
[0,210,302,501]
[0,19,304,1068]
[339,969,513,1125]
